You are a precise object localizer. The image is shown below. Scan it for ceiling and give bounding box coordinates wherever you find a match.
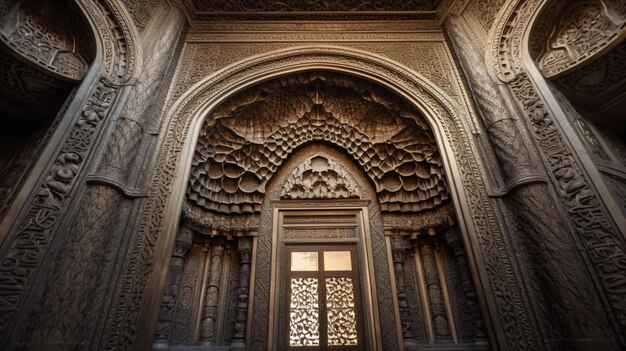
[181,0,442,21]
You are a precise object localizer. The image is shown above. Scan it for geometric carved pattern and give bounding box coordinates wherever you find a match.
[187,72,448,215]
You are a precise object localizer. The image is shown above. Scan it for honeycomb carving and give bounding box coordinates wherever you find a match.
[187,72,448,215]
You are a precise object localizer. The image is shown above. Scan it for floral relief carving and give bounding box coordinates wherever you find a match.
[280,155,361,200]
[531,0,626,78]
[554,39,626,98]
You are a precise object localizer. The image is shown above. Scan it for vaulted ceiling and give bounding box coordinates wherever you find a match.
[186,72,448,216]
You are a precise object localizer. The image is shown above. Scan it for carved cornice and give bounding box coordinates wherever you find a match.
[185,31,445,43]
[188,20,442,33]
[382,204,455,235]
[192,0,440,12]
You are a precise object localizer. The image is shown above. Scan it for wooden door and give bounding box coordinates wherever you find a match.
[284,245,365,350]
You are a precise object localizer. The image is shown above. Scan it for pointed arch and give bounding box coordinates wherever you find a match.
[134,45,540,350]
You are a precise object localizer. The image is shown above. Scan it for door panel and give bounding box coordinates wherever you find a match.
[284,245,364,350]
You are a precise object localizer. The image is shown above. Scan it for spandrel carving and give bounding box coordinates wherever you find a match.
[187,72,449,219]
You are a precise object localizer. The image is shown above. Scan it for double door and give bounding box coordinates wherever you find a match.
[284,245,365,350]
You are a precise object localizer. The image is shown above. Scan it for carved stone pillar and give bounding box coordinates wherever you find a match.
[155,226,194,342]
[199,241,225,342]
[445,230,484,339]
[419,241,451,340]
[446,15,543,192]
[233,237,253,345]
[391,236,415,343]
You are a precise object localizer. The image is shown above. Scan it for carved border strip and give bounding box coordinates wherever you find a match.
[509,72,626,338]
[185,31,445,43]
[125,46,538,351]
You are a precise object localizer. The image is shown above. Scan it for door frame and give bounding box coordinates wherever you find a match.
[268,202,382,350]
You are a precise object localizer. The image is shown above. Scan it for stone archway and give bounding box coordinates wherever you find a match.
[489,0,626,348]
[0,0,142,349]
[0,0,97,223]
[138,46,539,351]
[155,70,490,350]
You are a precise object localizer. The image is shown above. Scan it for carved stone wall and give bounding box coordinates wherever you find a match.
[527,0,626,221]
[144,44,546,351]
[0,0,98,224]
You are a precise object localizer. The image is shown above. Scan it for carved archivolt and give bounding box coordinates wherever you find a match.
[187,72,448,216]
